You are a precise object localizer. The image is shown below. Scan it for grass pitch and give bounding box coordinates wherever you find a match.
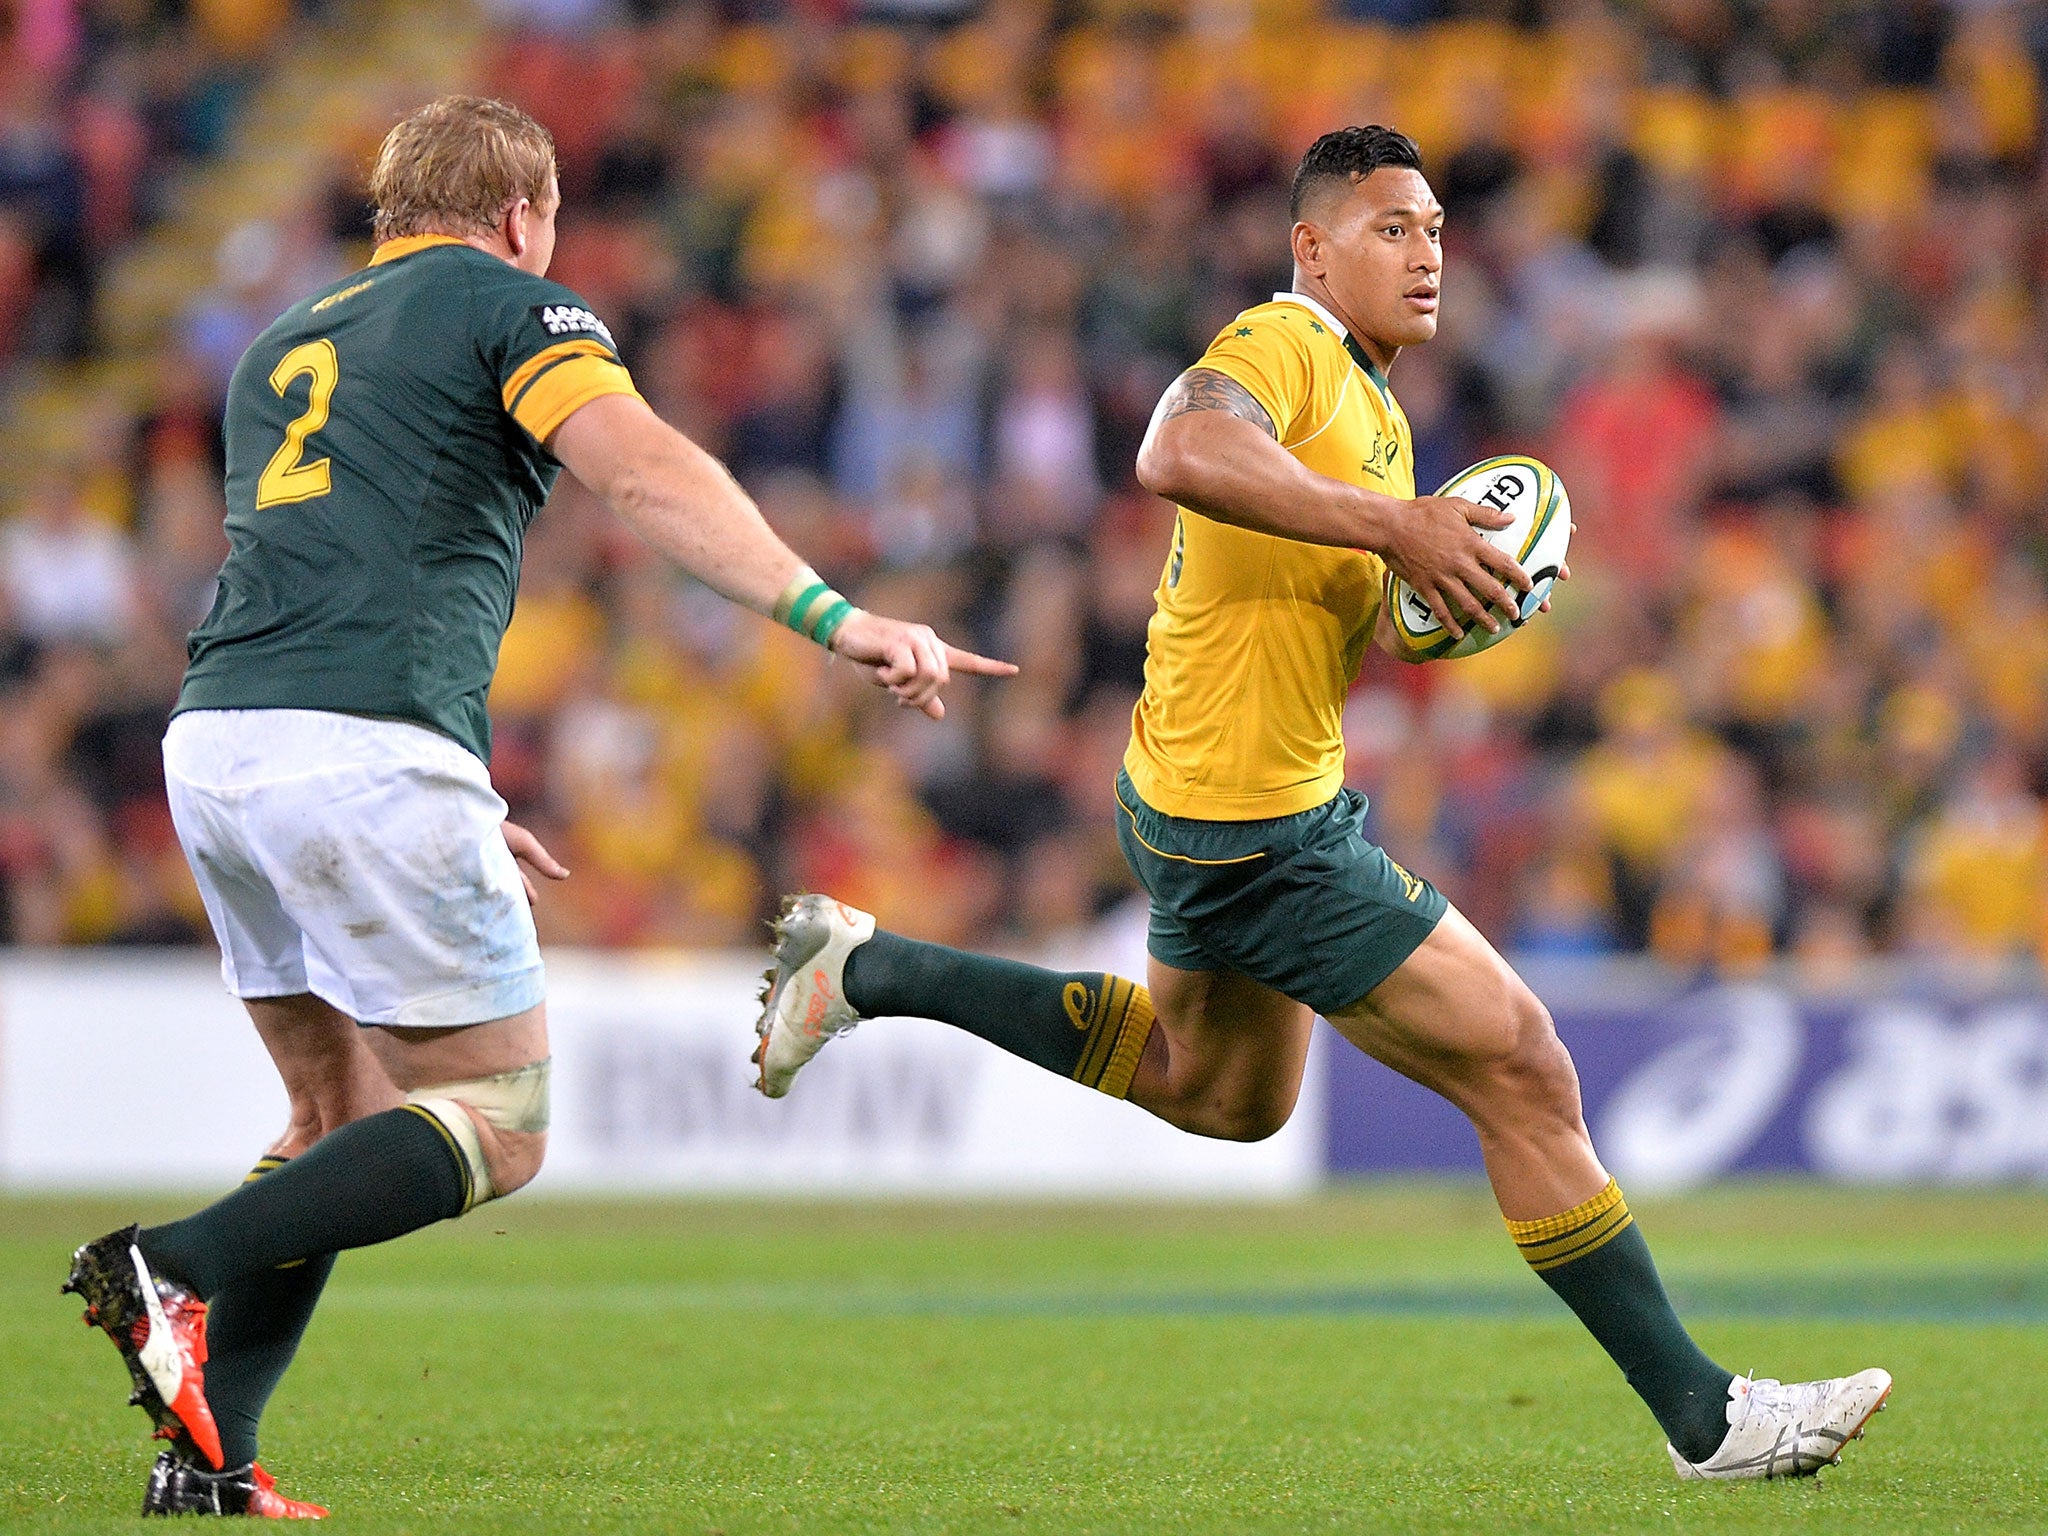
[4,1184,2046,1534]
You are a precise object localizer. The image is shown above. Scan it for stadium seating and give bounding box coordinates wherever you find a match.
[0,0,2043,970]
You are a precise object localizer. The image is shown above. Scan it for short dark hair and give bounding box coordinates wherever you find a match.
[1289,126,1425,221]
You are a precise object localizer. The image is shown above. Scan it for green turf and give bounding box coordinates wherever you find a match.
[4,1184,2045,1533]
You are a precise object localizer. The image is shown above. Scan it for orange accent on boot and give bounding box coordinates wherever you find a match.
[157,1292,224,1469]
[249,1465,329,1519]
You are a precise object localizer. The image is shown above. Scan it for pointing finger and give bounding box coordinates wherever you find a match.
[945,646,1019,677]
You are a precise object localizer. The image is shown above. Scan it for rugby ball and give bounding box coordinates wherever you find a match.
[1384,455,1570,661]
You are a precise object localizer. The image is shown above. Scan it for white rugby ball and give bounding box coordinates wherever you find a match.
[1384,454,1570,661]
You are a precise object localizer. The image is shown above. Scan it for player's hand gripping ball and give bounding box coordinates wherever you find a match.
[1386,455,1571,661]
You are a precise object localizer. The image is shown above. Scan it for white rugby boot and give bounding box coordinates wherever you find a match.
[1669,1368,1892,1480]
[753,893,877,1098]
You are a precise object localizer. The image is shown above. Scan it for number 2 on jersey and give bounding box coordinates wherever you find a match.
[255,338,338,508]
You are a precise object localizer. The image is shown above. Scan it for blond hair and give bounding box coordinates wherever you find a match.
[368,96,557,244]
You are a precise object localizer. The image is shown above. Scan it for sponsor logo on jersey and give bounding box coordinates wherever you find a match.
[310,278,376,314]
[533,304,617,348]
[1360,430,1400,481]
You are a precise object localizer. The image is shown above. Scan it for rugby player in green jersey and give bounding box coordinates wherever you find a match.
[61,95,1013,1517]
[755,127,1890,1484]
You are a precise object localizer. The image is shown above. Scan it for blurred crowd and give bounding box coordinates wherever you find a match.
[4,0,2048,974]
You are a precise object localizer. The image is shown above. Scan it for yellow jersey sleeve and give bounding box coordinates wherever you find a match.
[502,344,643,442]
[1191,307,1321,441]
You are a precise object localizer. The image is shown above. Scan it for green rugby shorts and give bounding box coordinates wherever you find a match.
[1113,768,1448,1016]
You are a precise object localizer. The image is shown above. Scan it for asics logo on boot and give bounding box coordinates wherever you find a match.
[803,970,837,1034]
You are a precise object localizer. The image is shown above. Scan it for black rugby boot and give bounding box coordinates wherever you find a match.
[141,1450,327,1518]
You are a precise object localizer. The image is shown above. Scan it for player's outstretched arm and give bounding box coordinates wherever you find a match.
[549,393,1014,718]
[1136,367,1529,637]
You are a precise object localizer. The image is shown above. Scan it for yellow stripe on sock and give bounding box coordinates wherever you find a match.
[1069,977,1107,1083]
[402,1103,475,1214]
[1512,1198,1630,1263]
[1070,976,1126,1087]
[1095,987,1155,1100]
[1504,1178,1625,1245]
[1518,1204,1636,1271]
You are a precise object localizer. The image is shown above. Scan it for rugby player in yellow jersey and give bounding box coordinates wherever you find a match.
[61,96,1013,1515]
[759,126,1890,1481]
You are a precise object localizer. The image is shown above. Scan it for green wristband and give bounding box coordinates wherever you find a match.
[770,566,858,650]
[810,598,857,648]
[778,579,831,632]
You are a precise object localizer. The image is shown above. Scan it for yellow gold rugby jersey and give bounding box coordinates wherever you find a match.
[180,234,643,763]
[1124,291,1414,820]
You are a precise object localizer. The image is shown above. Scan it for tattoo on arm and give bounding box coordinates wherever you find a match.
[1157,367,1277,440]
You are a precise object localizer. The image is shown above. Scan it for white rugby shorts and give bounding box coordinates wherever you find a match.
[163,709,544,1027]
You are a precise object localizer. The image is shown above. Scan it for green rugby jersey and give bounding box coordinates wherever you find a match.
[178,234,642,763]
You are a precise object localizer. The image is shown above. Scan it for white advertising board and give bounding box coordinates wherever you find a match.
[539,949,1321,1195]
[0,923,1321,1196]
[0,952,290,1187]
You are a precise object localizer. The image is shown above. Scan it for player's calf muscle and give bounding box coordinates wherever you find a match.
[1125,964,1313,1140]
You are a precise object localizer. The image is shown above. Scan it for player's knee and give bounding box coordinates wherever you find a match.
[1494,993,1581,1122]
[1446,966,1525,1065]
[1444,984,1580,1125]
[275,1094,326,1158]
[405,1057,550,1209]
[480,1126,547,1196]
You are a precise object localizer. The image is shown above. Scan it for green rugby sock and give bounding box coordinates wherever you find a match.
[138,1107,470,1300]
[1507,1180,1734,1463]
[842,930,1154,1096]
[201,1157,337,1468]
